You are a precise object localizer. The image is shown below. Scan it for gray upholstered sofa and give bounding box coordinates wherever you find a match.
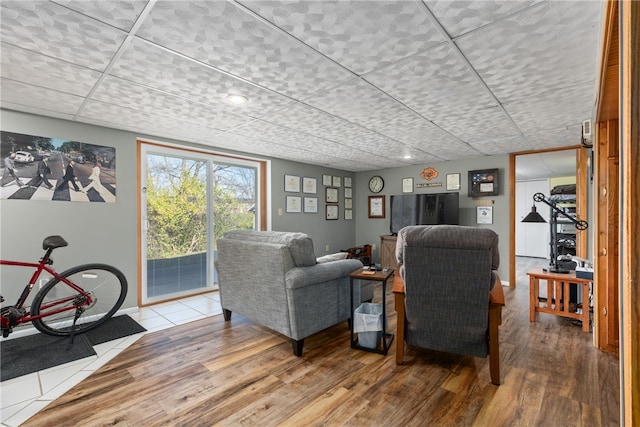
[216,230,368,356]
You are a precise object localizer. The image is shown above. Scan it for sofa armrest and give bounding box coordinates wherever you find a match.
[285,259,362,289]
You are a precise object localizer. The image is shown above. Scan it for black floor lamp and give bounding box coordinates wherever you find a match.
[522,192,588,273]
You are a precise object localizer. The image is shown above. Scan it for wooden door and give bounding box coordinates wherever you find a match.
[516,180,550,258]
[595,120,619,352]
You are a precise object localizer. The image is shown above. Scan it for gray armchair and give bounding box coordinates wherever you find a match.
[216,230,367,356]
[393,225,505,385]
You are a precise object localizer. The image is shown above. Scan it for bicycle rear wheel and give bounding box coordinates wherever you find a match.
[31,264,127,336]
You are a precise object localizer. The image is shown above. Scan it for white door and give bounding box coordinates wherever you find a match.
[516,180,550,258]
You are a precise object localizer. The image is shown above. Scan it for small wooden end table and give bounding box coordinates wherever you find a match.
[349,267,394,355]
[527,267,592,332]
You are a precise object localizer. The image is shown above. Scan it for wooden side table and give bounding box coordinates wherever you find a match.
[527,268,592,332]
[349,267,394,355]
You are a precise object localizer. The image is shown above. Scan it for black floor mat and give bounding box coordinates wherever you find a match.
[1,315,146,382]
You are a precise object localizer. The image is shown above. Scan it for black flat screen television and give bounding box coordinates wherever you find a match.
[389,193,459,235]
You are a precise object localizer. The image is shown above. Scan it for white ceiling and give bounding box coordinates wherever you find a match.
[0,1,603,173]
[515,149,577,180]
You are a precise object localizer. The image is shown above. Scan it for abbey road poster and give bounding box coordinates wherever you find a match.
[1,131,116,203]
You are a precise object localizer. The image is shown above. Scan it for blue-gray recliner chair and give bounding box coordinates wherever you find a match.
[216,230,370,356]
[394,225,505,385]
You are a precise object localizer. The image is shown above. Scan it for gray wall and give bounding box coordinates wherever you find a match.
[269,159,356,256]
[0,110,355,307]
[1,109,510,309]
[354,156,510,281]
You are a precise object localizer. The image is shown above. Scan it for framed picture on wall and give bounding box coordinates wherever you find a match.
[284,174,300,192]
[477,206,493,224]
[468,169,498,197]
[402,177,413,193]
[322,174,332,186]
[368,195,385,218]
[302,177,317,194]
[446,173,461,191]
[303,197,318,213]
[326,187,339,203]
[326,205,339,220]
[286,196,302,213]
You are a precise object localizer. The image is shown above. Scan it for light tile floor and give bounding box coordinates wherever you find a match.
[1,292,222,427]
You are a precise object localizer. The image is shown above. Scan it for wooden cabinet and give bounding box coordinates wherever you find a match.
[380,235,398,271]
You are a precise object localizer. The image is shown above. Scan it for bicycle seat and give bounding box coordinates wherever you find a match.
[42,235,68,250]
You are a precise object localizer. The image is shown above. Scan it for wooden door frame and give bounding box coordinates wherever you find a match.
[508,146,586,289]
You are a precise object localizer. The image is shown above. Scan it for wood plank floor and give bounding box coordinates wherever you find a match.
[24,257,619,426]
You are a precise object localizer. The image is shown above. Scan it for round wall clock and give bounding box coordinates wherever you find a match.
[368,175,384,193]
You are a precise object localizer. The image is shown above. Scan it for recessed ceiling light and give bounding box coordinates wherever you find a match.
[226,94,248,105]
[403,155,412,159]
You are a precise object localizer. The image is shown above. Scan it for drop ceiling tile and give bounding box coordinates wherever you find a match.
[110,38,297,118]
[426,0,541,38]
[1,79,85,115]
[79,100,220,143]
[305,78,420,133]
[240,0,445,75]
[522,125,583,151]
[52,0,148,32]
[506,81,595,134]
[365,42,496,120]
[456,1,602,103]
[469,135,532,155]
[432,105,519,143]
[91,76,252,132]
[0,102,76,122]
[220,131,317,162]
[230,119,358,160]
[135,0,353,99]
[0,43,102,96]
[0,1,126,70]
[365,111,475,160]
[260,101,404,152]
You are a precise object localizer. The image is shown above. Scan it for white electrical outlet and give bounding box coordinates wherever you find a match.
[39,279,47,289]
[372,244,376,251]
[278,208,283,216]
[325,244,330,252]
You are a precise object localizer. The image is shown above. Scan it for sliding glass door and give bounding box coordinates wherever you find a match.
[140,143,261,305]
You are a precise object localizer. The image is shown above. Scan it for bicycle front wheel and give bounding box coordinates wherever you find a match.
[31,263,127,336]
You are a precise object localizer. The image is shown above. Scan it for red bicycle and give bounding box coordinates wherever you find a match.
[1,235,127,338]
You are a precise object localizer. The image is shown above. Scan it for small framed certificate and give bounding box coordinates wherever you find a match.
[322,174,332,186]
[446,173,461,191]
[368,195,385,218]
[402,177,413,193]
[477,206,493,224]
[326,205,339,220]
[284,175,300,192]
[303,197,318,213]
[326,187,339,203]
[286,196,302,213]
[302,177,317,194]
